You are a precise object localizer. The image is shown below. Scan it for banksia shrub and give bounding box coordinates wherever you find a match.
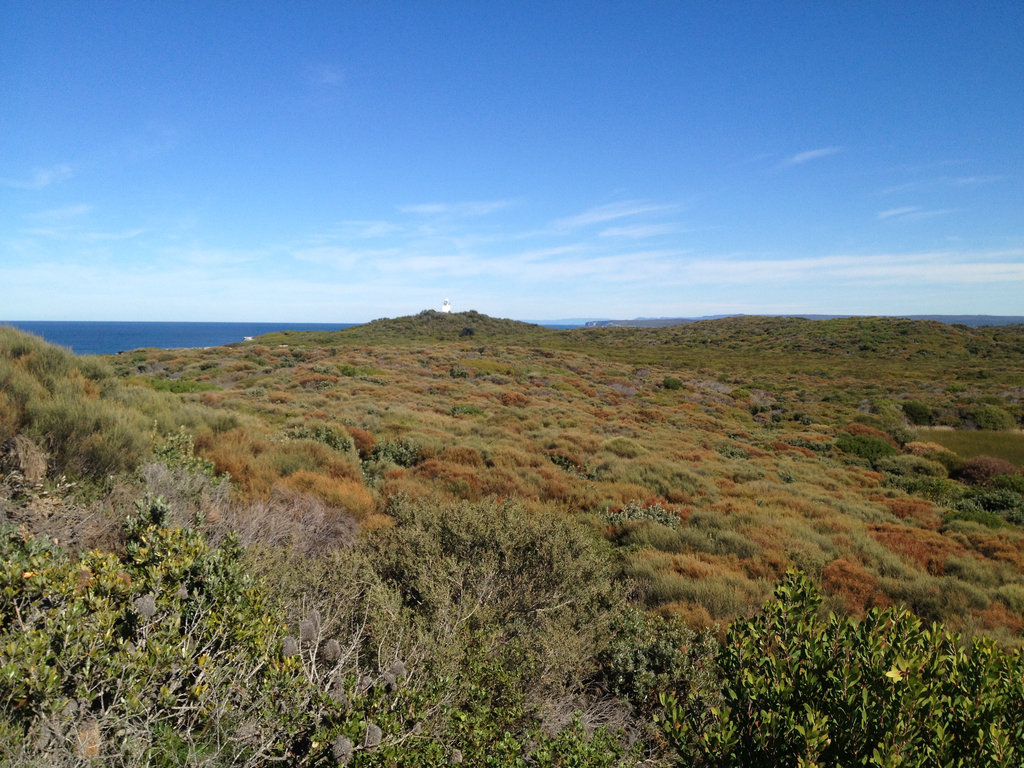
[659,571,1024,767]
[0,496,324,764]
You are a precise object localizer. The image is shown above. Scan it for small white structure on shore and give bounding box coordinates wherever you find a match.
[442,299,452,313]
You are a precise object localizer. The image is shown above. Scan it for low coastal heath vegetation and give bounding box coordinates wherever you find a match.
[2,314,1024,764]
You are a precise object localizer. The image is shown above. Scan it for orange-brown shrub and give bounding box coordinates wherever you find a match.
[566,378,597,398]
[657,600,716,631]
[774,442,817,457]
[413,458,484,500]
[868,524,968,576]
[344,425,377,458]
[965,533,1024,569]
[499,390,529,407]
[294,372,337,389]
[878,497,940,529]
[440,445,484,466]
[905,440,953,458]
[268,391,292,404]
[843,423,899,447]
[822,558,891,615]
[196,428,275,495]
[977,601,1024,635]
[278,470,377,520]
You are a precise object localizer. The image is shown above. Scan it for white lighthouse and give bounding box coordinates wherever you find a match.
[442,298,452,313]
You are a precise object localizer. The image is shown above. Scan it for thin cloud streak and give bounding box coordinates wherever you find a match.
[877,207,921,220]
[551,200,680,230]
[397,200,514,218]
[780,146,842,167]
[1,164,74,190]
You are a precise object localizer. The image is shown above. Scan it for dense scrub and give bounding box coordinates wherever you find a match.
[2,316,1024,764]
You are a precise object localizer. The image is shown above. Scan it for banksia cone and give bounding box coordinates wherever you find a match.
[329,672,348,705]
[363,722,382,749]
[332,734,354,763]
[323,638,342,661]
[282,636,299,657]
[133,593,157,619]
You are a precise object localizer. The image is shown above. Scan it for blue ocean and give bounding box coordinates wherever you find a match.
[1,321,356,356]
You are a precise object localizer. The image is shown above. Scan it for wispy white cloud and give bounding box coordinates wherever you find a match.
[26,204,92,220]
[398,200,514,218]
[551,200,678,230]
[780,146,842,167]
[877,207,955,221]
[950,175,1003,186]
[686,251,1024,286]
[599,223,679,239]
[879,174,1003,196]
[877,206,921,220]
[80,229,147,242]
[0,163,74,190]
[308,64,345,86]
[292,245,399,269]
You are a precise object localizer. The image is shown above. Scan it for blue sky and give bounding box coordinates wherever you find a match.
[2,1,1022,322]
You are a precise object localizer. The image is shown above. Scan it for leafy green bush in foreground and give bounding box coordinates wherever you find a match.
[659,572,1024,767]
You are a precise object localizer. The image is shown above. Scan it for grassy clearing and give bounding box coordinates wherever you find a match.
[919,428,1024,464]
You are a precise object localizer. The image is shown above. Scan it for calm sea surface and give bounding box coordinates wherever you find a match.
[2,321,356,356]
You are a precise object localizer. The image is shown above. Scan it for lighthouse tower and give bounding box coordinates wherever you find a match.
[442,299,452,313]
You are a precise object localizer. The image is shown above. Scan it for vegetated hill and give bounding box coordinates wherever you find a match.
[81,313,1024,634]
[255,309,557,347]
[586,313,1024,328]
[3,319,1024,764]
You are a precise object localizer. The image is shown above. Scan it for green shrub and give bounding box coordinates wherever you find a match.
[0,497,320,763]
[662,377,683,390]
[659,571,1024,767]
[599,609,719,719]
[607,499,681,527]
[368,438,422,468]
[835,432,899,461]
[602,436,645,458]
[966,404,1017,431]
[449,403,484,417]
[140,377,221,393]
[902,400,932,426]
[875,453,948,478]
[284,421,355,453]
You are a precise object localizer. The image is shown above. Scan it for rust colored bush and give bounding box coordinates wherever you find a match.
[196,428,274,495]
[976,601,1024,635]
[414,459,485,500]
[822,558,890,615]
[879,497,940,529]
[279,470,376,520]
[499,390,529,407]
[905,441,952,458]
[956,455,1020,486]
[843,423,898,448]
[344,425,377,458]
[440,445,484,466]
[868,524,968,576]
